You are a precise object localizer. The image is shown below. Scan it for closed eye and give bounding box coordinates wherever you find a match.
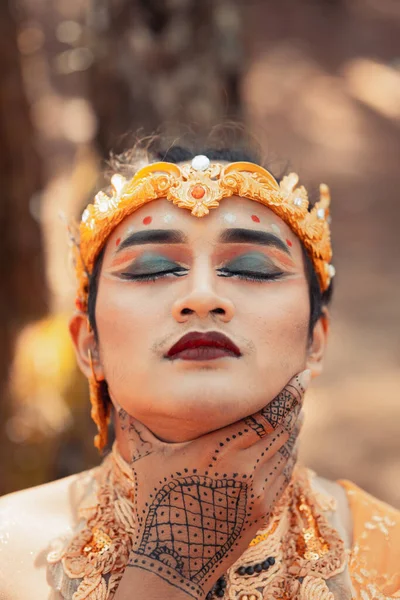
[120,268,187,282]
[217,269,285,283]
[119,268,285,283]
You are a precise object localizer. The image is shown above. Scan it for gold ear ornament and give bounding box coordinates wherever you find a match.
[87,349,111,451]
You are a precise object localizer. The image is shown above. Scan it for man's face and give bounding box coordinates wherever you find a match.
[94,195,312,441]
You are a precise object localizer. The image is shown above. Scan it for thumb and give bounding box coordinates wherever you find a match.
[235,368,311,448]
[246,369,311,437]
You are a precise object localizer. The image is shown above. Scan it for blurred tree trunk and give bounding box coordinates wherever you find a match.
[0,0,245,491]
[45,0,244,481]
[87,0,243,155]
[0,0,47,494]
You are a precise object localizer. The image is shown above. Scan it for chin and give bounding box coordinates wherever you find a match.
[140,395,250,443]
[150,421,221,443]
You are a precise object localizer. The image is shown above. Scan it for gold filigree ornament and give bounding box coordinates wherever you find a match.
[74,156,334,312]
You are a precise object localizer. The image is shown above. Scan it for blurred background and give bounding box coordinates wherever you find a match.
[0,0,399,506]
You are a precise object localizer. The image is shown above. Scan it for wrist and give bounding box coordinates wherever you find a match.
[113,565,204,600]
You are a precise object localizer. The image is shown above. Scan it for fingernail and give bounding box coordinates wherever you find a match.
[300,369,311,389]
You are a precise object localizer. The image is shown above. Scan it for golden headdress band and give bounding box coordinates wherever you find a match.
[75,155,334,312]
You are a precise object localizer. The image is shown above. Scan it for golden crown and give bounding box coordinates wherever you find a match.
[74,155,334,311]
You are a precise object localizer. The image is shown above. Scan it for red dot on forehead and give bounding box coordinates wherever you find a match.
[143,216,152,225]
[116,237,121,247]
[251,214,260,223]
[286,239,293,247]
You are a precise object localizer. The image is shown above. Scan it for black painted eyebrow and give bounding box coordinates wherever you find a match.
[219,228,291,254]
[116,227,291,255]
[117,229,187,252]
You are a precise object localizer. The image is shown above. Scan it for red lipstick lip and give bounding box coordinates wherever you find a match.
[166,331,241,359]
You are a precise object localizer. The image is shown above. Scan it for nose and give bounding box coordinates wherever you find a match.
[171,266,235,323]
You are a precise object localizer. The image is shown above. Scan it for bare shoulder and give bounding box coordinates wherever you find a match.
[0,468,97,600]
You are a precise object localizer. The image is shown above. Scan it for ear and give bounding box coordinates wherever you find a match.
[69,312,105,381]
[306,307,330,379]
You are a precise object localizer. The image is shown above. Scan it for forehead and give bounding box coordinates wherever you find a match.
[106,195,297,246]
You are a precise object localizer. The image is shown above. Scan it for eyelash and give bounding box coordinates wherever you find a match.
[120,269,284,283]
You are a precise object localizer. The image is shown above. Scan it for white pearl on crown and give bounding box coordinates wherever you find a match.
[82,209,89,223]
[191,155,210,171]
[294,197,302,207]
[317,208,325,219]
[328,264,336,278]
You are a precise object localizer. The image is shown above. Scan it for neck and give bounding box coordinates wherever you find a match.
[113,406,169,466]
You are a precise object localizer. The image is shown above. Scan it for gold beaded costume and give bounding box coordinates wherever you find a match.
[46,442,400,599]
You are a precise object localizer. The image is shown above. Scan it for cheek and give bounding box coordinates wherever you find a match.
[246,281,310,366]
[94,279,160,377]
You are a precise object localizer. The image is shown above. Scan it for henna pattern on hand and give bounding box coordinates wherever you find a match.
[282,451,297,485]
[129,475,247,597]
[245,382,302,438]
[279,427,298,460]
[120,374,306,596]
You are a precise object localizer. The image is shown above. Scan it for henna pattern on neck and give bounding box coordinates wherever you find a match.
[118,408,154,463]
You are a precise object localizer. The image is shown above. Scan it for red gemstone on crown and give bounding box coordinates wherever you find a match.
[191,185,206,199]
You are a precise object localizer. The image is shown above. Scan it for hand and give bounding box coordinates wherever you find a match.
[114,369,310,599]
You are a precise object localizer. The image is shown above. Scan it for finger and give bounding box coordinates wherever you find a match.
[281,403,304,438]
[244,369,310,439]
[278,416,302,460]
[269,407,303,460]
[273,447,298,498]
[244,408,303,485]
[262,424,300,481]
[237,369,310,449]
[254,443,299,523]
